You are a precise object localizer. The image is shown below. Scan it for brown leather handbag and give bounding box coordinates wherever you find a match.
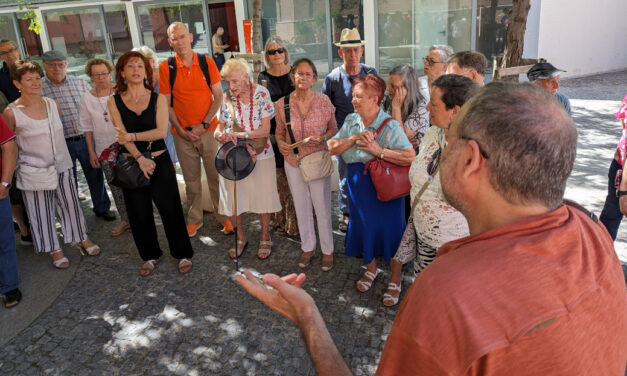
[363,117,411,202]
[225,90,267,155]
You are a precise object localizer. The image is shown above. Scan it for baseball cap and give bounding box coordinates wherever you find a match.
[42,50,67,62]
[527,62,565,81]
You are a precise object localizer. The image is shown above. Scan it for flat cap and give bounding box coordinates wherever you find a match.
[527,62,565,81]
[42,50,67,62]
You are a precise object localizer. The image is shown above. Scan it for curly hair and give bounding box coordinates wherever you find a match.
[114,51,153,93]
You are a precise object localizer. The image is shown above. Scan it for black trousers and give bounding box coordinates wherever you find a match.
[122,152,193,261]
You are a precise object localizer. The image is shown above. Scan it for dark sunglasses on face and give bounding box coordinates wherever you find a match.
[267,48,285,55]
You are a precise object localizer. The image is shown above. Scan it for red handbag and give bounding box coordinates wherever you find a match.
[363,117,411,202]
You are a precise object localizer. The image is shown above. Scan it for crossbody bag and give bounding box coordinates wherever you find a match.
[225,90,267,155]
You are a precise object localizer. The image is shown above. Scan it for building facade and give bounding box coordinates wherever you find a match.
[0,0,623,81]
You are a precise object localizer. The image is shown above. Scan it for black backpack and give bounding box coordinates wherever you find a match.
[167,53,214,107]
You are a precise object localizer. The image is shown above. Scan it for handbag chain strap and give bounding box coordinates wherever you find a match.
[43,98,58,168]
[284,94,299,155]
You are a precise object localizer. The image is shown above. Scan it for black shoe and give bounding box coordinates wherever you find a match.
[95,210,116,221]
[3,288,22,308]
[20,233,33,246]
[14,221,19,231]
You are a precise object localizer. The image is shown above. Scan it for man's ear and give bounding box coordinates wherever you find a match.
[338,49,343,59]
[461,139,485,178]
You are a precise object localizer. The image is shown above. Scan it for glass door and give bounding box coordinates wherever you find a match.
[43,8,110,79]
[208,1,240,55]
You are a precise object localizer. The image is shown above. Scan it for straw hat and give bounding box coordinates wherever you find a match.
[215,140,257,181]
[334,28,366,47]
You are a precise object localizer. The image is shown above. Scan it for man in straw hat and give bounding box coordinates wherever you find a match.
[322,28,377,232]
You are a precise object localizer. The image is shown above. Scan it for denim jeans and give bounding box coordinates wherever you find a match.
[336,155,350,216]
[600,159,622,240]
[66,137,111,214]
[0,196,19,294]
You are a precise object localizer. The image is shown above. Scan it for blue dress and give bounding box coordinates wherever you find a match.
[332,109,413,264]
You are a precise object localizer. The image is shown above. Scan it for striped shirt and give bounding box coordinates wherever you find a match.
[42,75,91,138]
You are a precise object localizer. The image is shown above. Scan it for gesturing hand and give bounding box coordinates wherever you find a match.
[235,270,314,327]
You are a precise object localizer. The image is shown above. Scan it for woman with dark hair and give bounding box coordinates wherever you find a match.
[108,51,193,276]
[258,36,298,238]
[4,60,99,269]
[275,58,338,270]
[328,74,415,292]
[383,65,429,151]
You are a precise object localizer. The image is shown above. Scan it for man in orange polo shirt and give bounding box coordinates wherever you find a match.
[159,21,233,237]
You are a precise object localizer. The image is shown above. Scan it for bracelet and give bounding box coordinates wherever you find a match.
[379,148,385,160]
[133,133,137,141]
[134,154,143,160]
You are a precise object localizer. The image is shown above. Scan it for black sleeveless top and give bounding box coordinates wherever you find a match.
[114,91,166,154]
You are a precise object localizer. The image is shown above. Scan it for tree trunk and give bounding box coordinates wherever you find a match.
[251,0,263,82]
[500,0,531,82]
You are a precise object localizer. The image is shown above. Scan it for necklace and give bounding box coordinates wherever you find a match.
[95,87,112,122]
[129,91,148,104]
[236,82,254,132]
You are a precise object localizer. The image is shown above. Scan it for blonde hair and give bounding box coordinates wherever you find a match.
[84,58,114,76]
[220,58,251,78]
[132,45,158,66]
[263,36,289,68]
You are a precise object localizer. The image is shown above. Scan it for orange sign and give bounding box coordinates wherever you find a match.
[243,20,252,53]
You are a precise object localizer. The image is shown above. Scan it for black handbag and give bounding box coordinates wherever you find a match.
[109,142,152,190]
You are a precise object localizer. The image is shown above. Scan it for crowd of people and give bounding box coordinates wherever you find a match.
[0,23,626,373]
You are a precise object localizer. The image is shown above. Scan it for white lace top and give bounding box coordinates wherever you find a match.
[409,126,469,248]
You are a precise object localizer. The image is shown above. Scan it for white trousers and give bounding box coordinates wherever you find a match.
[284,163,333,255]
[21,168,87,253]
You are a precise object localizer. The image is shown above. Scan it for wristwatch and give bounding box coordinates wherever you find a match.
[616,190,627,197]
[1,181,11,190]
[202,121,210,130]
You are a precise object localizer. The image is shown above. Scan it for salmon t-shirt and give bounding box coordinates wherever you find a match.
[158,52,220,132]
[377,204,627,375]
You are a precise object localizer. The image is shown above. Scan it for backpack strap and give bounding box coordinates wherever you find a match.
[284,94,299,155]
[168,56,177,107]
[197,53,213,91]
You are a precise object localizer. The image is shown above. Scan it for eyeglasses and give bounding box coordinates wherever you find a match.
[45,62,66,68]
[427,147,442,176]
[423,57,444,66]
[91,72,110,78]
[0,47,17,57]
[267,48,285,55]
[460,135,490,159]
[294,71,313,79]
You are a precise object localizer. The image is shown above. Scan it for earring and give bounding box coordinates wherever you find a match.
[123,78,127,85]
[144,78,148,86]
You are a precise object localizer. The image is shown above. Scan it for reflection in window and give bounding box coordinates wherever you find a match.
[377,0,471,75]
[476,0,513,69]
[136,1,207,62]
[330,0,363,69]
[104,4,132,60]
[260,0,329,77]
[17,14,44,66]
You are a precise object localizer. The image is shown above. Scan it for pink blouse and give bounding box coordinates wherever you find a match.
[275,92,338,167]
[615,94,627,165]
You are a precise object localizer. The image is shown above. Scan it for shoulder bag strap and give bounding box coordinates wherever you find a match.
[284,94,298,154]
[43,98,58,167]
[373,116,394,140]
[410,163,440,215]
[225,90,241,133]
[168,56,177,107]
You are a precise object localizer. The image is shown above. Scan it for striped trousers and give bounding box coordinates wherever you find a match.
[22,168,88,253]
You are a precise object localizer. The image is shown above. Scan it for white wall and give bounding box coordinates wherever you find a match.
[536,0,627,78]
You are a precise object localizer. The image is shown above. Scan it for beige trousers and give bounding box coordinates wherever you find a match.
[173,130,228,225]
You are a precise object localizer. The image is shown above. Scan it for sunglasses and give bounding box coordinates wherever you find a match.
[427,147,442,176]
[267,48,285,55]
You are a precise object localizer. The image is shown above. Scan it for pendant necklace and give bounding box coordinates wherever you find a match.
[96,87,112,122]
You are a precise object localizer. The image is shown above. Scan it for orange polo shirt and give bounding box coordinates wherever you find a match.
[158,52,221,132]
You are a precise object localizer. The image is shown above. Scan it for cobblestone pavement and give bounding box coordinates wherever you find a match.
[1,71,627,375]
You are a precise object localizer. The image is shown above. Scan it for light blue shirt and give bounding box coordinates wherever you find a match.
[332,109,413,164]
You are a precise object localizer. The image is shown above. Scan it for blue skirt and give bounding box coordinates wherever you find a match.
[344,162,405,264]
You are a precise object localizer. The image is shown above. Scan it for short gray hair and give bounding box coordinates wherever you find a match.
[458,82,577,209]
[263,36,289,68]
[132,46,158,66]
[429,45,454,62]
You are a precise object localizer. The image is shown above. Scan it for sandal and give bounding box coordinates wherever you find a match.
[321,256,334,272]
[110,221,130,237]
[50,249,69,269]
[79,240,100,256]
[229,240,248,259]
[178,258,192,274]
[356,270,379,292]
[298,251,314,268]
[258,240,272,260]
[140,259,160,277]
[382,282,402,307]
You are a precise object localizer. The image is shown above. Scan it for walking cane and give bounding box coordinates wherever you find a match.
[233,140,239,271]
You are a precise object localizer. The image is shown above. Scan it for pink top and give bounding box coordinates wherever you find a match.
[615,94,627,164]
[275,91,338,167]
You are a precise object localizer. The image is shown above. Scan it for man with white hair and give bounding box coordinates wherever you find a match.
[527,62,572,116]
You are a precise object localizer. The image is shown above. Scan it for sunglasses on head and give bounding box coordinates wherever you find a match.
[267,48,285,55]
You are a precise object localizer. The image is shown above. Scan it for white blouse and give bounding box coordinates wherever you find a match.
[79,91,117,156]
[409,126,469,248]
[12,97,73,172]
